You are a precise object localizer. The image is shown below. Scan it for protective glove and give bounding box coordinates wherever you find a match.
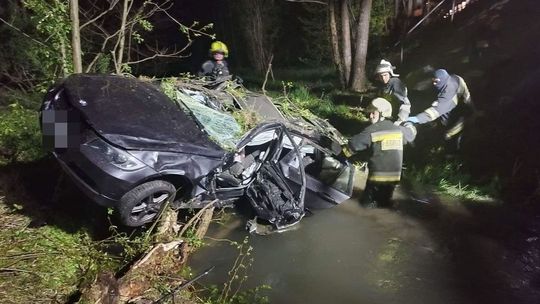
[393,120,403,126]
[340,145,353,158]
[407,116,419,124]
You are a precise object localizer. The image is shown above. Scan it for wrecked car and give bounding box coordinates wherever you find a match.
[41,74,355,230]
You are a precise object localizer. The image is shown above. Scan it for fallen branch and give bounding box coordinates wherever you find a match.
[178,199,218,237]
[261,54,274,94]
[79,200,218,303]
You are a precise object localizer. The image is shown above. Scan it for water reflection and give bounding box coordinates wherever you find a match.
[189,199,473,304]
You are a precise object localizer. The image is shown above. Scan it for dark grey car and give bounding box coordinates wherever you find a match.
[41,74,355,230]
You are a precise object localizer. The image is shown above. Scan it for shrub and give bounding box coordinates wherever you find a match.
[0,103,45,164]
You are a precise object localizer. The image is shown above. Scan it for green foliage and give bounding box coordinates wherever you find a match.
[370,0,395,37]
[298,4,331,65]
[0,90,43,109]
[232,110,261,133]
[0,2,65,91]
[138,19,154,32]
[23,0,73,84]
[183,227,205,249]
[95,53,112,73]
[406,158,498,202]
[238,67,338,92]
[0,200,160,303]
[0,103,44,164]
[275,82,366,123]
[0,204,117,303]
[159,77,179,100]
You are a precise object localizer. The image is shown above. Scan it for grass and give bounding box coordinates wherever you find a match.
[438,179,494,202]
[405,157,498,203]
[0,202,118,303]
[236,66,338,92]
[269,82,368,124]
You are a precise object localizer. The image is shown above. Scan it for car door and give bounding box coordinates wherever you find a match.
[278,134,354,209]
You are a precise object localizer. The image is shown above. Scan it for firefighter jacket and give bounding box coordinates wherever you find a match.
[198,60,230,78]
[378,77,411,122]
[416,74,471,126]
[349,120,416,182]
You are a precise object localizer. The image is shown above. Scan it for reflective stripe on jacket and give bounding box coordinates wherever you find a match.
[349,120,415,183]
[417,75,471,124]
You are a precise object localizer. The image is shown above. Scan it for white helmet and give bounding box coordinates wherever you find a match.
[374,59,399,77]
[365,98,393,118]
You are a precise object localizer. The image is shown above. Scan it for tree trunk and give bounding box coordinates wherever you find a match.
[328,0,345,88]
[115,0,131,74]
[349,0,372,91]
[60,40,69,77]
[406,0,414,16]
[340,0,352,84]
[70,0,82,73]
[240,0,270,74]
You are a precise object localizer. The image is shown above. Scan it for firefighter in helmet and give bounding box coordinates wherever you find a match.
[348,98,417,208]
[374,59,412,124]
[198,41,230,79]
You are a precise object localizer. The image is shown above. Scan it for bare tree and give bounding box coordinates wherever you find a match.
[328,0,345,87]
[238,0,275,74]
[326,0,374,91]
[70,0,82,73]
[74,0,214,74]
[349,0,372,91]
[340,0,352,84]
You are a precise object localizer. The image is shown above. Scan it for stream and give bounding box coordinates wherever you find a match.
[188,190,540,304]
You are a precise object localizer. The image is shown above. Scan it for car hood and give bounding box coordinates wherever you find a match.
[62,74,224,158]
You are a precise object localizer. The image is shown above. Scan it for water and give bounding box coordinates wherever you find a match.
[189,197,488,304]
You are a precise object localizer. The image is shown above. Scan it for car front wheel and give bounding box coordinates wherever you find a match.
[117,180,176,227]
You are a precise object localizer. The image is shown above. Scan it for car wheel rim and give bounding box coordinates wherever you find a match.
[130,191,170,224]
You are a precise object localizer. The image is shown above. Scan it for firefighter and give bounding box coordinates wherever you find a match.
[349,98,417,208]
[407,69,472,151]
[374,59,411,124]
[198,41,230,79]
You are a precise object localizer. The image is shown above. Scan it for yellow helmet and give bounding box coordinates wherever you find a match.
[209,41,229,58]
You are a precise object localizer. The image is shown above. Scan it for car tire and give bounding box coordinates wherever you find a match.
[117,180,176,227]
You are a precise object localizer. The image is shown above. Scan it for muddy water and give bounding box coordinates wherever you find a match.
[188,195,500,304]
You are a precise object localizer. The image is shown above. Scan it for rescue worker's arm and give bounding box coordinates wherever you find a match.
[416,90,457,123]
[392,80,411,122]
[348,130,372,152]
[198,61,214,77]
[416,76,462,124]
[458,76,472,105]
[399,122,417,145]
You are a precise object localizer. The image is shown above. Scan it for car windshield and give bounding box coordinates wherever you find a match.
[174,91,242,149]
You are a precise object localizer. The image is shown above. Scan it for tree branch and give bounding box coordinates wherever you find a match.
[125,42,192,65]
[285,0,327,5]
[80,0,120,29]
[0,17,48,48]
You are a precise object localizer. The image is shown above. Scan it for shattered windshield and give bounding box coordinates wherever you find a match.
[174,91,242,149]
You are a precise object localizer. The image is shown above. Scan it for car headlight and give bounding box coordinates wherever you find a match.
[86,138,146,171]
